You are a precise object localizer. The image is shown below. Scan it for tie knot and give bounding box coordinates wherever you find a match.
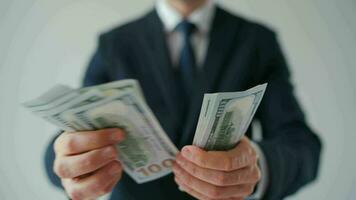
[175,20,196,36]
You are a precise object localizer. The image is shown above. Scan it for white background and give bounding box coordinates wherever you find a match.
[0,0,355,199]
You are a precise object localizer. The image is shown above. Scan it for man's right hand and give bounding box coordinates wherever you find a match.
[53,128,125,200]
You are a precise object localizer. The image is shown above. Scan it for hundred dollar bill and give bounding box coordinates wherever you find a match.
[60,91,178,183]
[193,84,267,151]
[23,80,178,183]
[23,84,73,109]
[24,80,143,131]
[39,90,106,131]
[25,80,141,113]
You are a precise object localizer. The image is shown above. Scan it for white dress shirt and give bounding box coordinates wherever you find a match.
[156,0,215,67]
[156,0,268,199]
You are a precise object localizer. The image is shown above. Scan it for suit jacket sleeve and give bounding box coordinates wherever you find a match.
[254,29,322,199]
[44,35,112,189]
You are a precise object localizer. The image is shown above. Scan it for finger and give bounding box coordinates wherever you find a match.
[175,153,261,186]
[181,139,257,171]
[175,176,249,200]
[54,145,118,178]
[174,177,214,200]
[173,164,254,199]
[63,161,122,200]
[54,128,125,155]
[175,178,246,200]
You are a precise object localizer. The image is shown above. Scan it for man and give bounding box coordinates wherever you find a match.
[45,0,322,199]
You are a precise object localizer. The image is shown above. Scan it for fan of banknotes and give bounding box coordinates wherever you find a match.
[23,79,267,183]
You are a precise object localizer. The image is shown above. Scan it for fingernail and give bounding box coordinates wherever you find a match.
[182,147,191,159]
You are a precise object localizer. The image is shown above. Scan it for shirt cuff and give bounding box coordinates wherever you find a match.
[247,141,269,200]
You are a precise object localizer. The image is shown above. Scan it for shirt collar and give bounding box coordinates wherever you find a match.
[156,0,215,34]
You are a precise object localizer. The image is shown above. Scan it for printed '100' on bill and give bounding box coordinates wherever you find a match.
[23,80,178,183]
[61,91,178,183]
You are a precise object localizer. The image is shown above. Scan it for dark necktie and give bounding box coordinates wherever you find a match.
[175,20,197,99]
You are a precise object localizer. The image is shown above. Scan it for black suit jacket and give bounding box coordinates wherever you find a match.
[45,6,322,200]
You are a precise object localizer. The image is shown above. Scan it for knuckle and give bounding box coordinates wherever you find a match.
[101,180,118,195]
[61,137,77,154]
[54,134,66,154]
[105,146,118,158]
[245,185,255,195]
[100,180,117,195]
[90,170,117,195]
[53,159,69,178]
[100,184,114,195]
[110,162,122,175]
[254,167,262,182]
[67,188,83,200]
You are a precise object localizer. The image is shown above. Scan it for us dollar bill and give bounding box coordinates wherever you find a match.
[60,92,178,183]
[193,84,267,151]
[23,79,178,183]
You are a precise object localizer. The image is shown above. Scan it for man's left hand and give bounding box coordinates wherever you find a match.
[173,136,261,200]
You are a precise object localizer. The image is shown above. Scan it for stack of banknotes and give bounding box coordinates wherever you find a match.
[23,79,267,183]
[193,84,267,151]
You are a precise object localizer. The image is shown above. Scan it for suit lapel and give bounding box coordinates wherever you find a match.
[178,7,242,147]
